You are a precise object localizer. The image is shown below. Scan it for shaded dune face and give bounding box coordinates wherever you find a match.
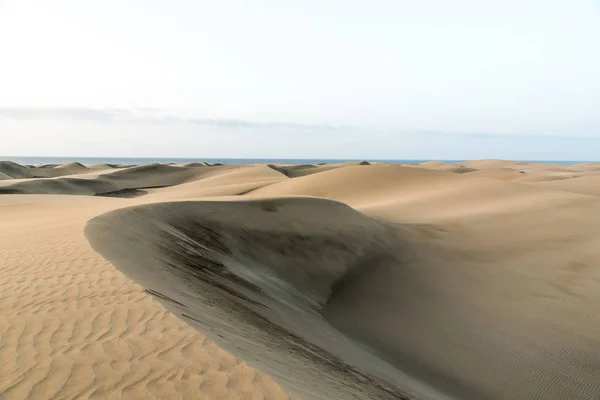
[85,198,442,400]
[85,194,600,400]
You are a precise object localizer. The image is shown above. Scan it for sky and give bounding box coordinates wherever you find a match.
[1,0,599,160]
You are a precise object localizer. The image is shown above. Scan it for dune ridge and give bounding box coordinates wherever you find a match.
[0,163,244,196]
[0,160,118,181]
[0,161,35,179]
[85,198,433,400]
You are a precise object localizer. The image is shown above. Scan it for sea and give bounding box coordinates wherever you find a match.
[1,156,591,166]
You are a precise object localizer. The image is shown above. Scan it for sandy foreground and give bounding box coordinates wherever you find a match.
[2,159,600,399]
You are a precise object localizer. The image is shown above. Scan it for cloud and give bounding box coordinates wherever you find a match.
[1,106,598,146]
[0,107,342,131]
[0,107,135,122]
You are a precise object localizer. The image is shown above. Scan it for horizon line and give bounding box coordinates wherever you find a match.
[2,156,599,163]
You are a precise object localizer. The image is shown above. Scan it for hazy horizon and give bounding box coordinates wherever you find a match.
[3,156,598,165]
[1,0,599,159]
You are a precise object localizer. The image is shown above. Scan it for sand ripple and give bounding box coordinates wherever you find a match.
[0,197,294,400]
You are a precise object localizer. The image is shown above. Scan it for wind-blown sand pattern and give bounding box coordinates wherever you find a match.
[3,160,600,399]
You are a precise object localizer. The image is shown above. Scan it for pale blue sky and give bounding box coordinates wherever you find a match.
[1,0,599,159]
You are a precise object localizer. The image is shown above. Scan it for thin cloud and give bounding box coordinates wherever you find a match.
[0,107,134,121]
[1,106,596,141]
[0,107,343,130]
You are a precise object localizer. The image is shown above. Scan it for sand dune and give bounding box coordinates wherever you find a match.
[55,161,89,171]
[515,173,577,182]
[4,159,600,399]
[0,176,116,195]
[250,164,461,210]
[37,164,60,168]
[0,171,12,180]
[417,162,478,174]
[0,164,243,196]
[455,159,578,174]
[88,163,120,169]
[266,162,373,178]
[267,164,337,178]
[569,162,600,171]
[0,195,293,400]
[420,161,592,183]
[0,161,114,180]
[147,165,287,200]
[0,161,35,179]
[460,159,529,169]
[85,198,430,400]
[418,161,447,167]
[436,165,477,174]
[532,174,600,197]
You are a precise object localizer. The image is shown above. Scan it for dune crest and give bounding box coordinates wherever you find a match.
[88,163,119,169]
[0,161,34,179]
[55,161,88,169]
[86,198,436,400]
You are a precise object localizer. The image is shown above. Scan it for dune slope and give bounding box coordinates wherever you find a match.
[532,174,600,197]
[0,161,35,179]
[86,163,600,400]
[85,198,436,400]
[0,163,257,196]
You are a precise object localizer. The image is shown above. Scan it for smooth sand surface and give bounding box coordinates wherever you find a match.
[532,174,600,197]
[3,160,600,399]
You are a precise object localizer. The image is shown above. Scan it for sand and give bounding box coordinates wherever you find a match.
[0,161,118,181]
[0,196,293,400]
[3,160,600,399]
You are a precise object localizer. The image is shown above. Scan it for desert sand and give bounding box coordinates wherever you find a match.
[2,159,600,399]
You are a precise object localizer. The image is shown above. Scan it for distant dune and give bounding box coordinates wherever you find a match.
[533,174,600,197]
[0,160,35,179]
[0,163,221,195]
[0,171,13,180]
[0,160,116,181]
[3,159,600,399]
[88,163,120,169]
[55,161,89,170]
[569,162,600,171]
